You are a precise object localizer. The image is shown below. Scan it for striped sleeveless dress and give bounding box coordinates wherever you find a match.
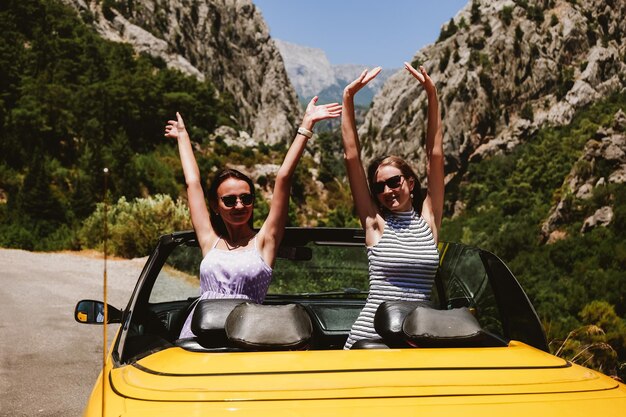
[344,209,439,349]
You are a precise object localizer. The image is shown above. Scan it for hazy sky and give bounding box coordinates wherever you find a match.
[253,0,469,69]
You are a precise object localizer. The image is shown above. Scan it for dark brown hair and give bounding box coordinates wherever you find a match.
[367,155,423,214]
[208,168,255,236]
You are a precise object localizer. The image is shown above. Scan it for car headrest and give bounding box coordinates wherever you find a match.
[374,300,434,347]
[225,303,313,350]
[402,306,508,348]
[191,299,250,346]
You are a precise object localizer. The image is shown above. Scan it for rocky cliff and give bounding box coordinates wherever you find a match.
[362,0,626,189]
[275,39,396,106]
[63,0,300,144]
[541,109,626,242]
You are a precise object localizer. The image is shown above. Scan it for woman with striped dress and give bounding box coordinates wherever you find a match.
[341,63,444,349]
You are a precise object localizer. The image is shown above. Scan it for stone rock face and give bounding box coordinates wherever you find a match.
[361,0,626,183]
[275,39,396,106]
[581,206,613,233]
[274,40,336,100]
[210,126,256,148]
[541,110,626,242]
[62,0,301,144]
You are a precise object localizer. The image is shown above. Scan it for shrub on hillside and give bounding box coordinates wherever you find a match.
[78,194,191,258]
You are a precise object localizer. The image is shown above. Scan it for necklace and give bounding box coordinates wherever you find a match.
[223,235,253,251]
[224,240,241,251]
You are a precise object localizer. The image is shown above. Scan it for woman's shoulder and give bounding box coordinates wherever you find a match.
[198,230,221,255]
[363,212,386,247]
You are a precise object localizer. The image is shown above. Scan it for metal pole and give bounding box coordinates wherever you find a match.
[102,167,109,417]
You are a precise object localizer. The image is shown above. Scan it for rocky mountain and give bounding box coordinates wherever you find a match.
[541,109,626,242]
[275,39,396,106]
[362,0,626,198]
[62,0,300,144]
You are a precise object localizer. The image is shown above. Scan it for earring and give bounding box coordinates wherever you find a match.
[410,193,414,199]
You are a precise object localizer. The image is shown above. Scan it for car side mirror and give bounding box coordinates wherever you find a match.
[74,299,122,324]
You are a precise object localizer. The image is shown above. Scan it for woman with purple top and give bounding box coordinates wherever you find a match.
[165,97,341,339]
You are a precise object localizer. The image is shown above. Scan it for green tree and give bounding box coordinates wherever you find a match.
[499,6,513,26]
[17,154,66,227]
[470,0,481,24]
[580,301,626,359]
[437,18,458,42]
[0,0,237,249]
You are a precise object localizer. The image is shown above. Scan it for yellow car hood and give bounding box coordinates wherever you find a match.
[110,341,622,403]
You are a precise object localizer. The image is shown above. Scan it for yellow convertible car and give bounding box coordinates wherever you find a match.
[75,228,626,416]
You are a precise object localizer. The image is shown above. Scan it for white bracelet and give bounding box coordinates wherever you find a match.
[297,126,313,138]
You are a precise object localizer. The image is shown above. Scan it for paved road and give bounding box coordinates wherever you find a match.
[0,249,146,417]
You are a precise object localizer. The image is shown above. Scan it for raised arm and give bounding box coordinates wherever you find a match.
[258,97,341,265]
[404,63,444,242]
[341,68,383,234]
[164,112,216,253]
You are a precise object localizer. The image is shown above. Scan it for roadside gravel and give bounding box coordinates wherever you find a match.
[0,248,147,417]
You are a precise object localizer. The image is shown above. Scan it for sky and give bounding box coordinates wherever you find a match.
[253,0,469,69]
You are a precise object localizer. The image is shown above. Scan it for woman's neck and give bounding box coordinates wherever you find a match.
[223,224,255,246]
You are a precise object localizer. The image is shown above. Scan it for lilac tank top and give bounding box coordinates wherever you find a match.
[178,236,273,338]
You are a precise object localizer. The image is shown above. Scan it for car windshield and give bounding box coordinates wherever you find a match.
[271,243,369,296]
[149,239,370,304]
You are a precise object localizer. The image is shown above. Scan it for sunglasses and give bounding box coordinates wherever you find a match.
[220,193,255,208]
[372,175,405,194]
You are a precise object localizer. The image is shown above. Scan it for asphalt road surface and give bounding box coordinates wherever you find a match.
[0,248,146,417]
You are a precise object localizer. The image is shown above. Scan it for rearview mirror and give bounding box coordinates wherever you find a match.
[74,299,122,324]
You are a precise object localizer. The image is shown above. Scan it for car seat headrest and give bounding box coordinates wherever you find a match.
[191,299,249,346]
[225,303,313,350]
[374,300,434,347]
[402,306,507,348]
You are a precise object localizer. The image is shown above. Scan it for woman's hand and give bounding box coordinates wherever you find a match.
[164,112,186,140]
[404,62,436,96]
[301,96,342,129]
[343,67,382,99]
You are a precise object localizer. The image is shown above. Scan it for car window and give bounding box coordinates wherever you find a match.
[149,244,202,303]
[435,242,505,336]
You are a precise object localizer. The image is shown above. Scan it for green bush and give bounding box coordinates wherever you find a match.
[500,6,514,26]
[557,67,575,99]
[521,103,534,121]
[78,194,191,258]
[552,301,626,379]
[527,5,544,23]
[439,47,451,72]
[437,18,458,42]
[0,221,36,250]
[470,0,481,24]
[550,14,559,27]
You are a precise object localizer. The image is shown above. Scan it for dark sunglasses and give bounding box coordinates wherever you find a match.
[372,175,405,194]
[220,193,255,208]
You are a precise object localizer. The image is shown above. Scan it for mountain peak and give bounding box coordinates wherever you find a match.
[275,39,397,106]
